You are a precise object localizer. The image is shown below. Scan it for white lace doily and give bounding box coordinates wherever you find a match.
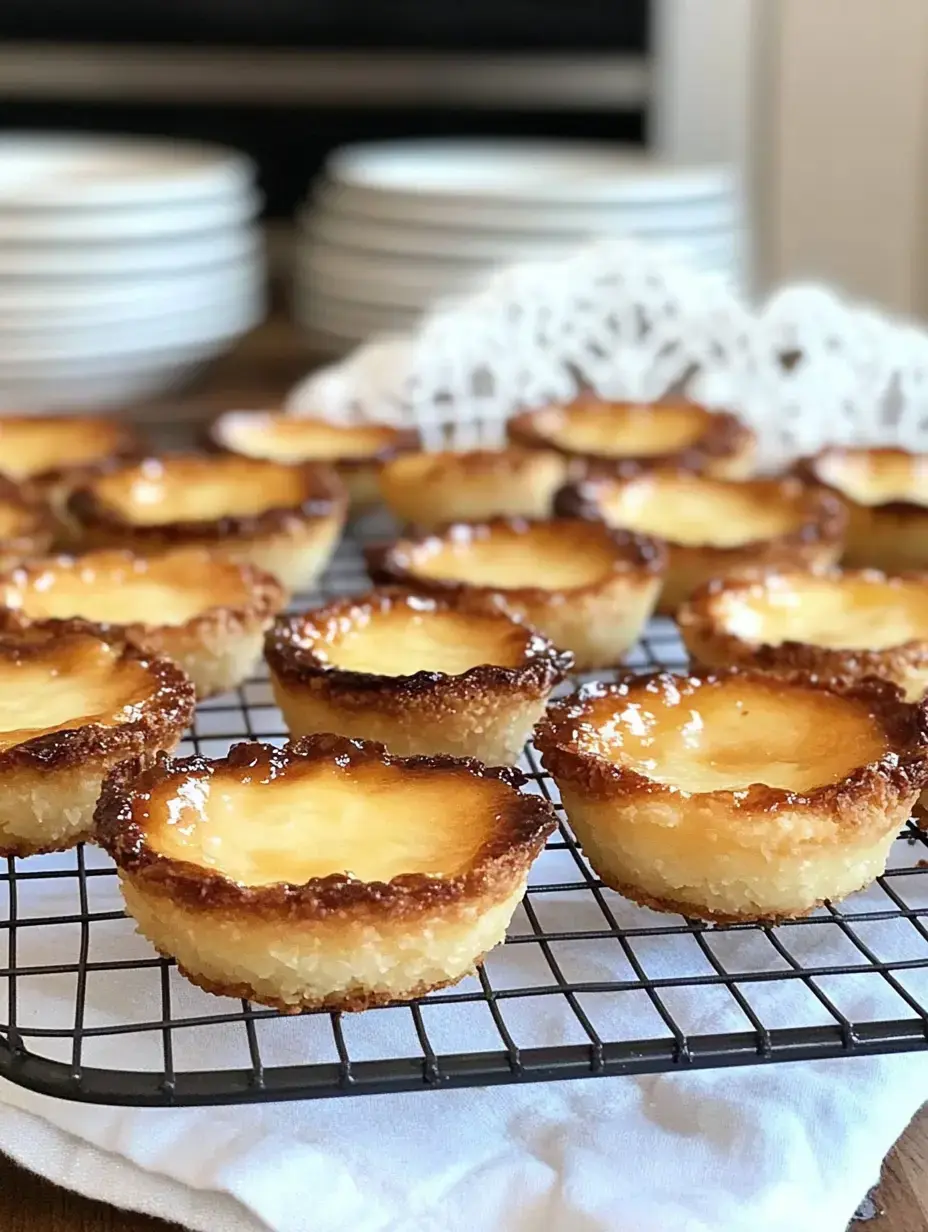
[285,240,928,469]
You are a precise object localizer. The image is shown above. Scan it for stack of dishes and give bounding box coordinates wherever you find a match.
[0,134,265,411]
[294,139,747,350]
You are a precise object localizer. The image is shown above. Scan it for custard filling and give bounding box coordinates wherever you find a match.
[92,459,309,524]
[814,451,928,508]
[575,678,889,793]
[0,639,154,751]
[308,605,528,676]
[600,475,802,547]
[0,418,125,478]
[144,760,511,885]
[219,413,399,463]
[406,528,616,589]
[716,575,928,651]
[542,404,707,457]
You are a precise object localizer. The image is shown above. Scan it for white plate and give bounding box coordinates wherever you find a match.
[0,360,208,411]
[0,134,254,208]
[294,287,422,338]
[328,140,736,205]
[0,227,261,278]
[0,188,262,243]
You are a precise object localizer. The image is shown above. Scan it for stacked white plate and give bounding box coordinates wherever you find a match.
[0,134,266,411]
[295,139,748,349]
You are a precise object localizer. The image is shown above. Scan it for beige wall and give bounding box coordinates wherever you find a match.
[765,0,928,313]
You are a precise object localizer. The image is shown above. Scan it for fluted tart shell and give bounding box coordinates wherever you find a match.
[266,589,572,764]
[95,735,555,1012]
[798,446,928,572]
[0,547,286,699]
[507,397,756,479]
[378,447,569,528]
[367,517,666,671]
[556,469,846,613]
[209,410,419,511]
[536,671,928,922]
[67,453,347,593]
[0,626,194,857]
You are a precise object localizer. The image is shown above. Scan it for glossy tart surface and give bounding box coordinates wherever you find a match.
[266,590,570,763]
[679,570,928,701]
[537,673,928,921]
[368,518,666,670]
[96,736,555,1011]
[211,410,416,463]
[379,447,568,527]
[508,398,754,477]
[0,414,139,482]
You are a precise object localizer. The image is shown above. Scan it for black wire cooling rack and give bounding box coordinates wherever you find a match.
[3,518,928,1108]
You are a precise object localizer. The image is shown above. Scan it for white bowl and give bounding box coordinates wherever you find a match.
[0,226,261,279]
[0,134,254,208]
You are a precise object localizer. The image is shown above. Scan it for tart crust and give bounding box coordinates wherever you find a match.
[0,475,57,570]
[0,548,286,699]
[507,397,756,479]
[0,626,194,857]
[798,446,928,572]
[94,735,555,1012]
[367,517,666,671]
[266,588,572,764]
[209,410,419,511]
[536,671,928,922]
[679,569,928,702]
[378,447,569,528]
[0,414,141,494]
[556,470,846,613]
[67,453,348,593]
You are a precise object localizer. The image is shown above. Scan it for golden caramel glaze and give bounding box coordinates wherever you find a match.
[0,626,194,856]
[95,735,555,1011]
[537,671,928,921]
[798,446,928,571]
[0,414,141,488]
[367,517,666,671]
[0,547,286,698]
[266,588,571,763]
[378,447,569,528]
[507,397,756,479]
[209,411,420,510]
[556,469,846,613]
[679,569,928,701]
[67,453,348,593]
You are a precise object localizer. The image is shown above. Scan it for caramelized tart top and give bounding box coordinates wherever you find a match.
[210,410,418,465]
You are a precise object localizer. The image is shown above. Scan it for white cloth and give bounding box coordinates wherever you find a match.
[2,833,927,1232]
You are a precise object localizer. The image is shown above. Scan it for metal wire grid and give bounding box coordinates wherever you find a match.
[2,522,928,1107]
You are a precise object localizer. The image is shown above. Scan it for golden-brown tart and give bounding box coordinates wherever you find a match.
[798,446,928,571]
[95,735,555,1012]
[556,469,846,613]
[378,447,568,528]
[266,589,571,764]
[0,475,57,570]
[0,548,286,699]
[508,397,756,479]
[67,454,347,594]
[536,671,928,922]
[209,410,419,511]
[0,414,141,498]
[0,627,194,857]
[679,569,928,702]
[367,517,666,671]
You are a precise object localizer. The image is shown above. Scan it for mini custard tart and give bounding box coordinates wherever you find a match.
[265,589,572,764]
[0,414,141,500]
[95,735,555,1012]
[679,568,928,702]
[0,627,194,857]
[378,447,569,528]
[209,410,420,510]
[798,446,928,571]
[507,397,756,479]
[556,469,846,614]
[0,476,57,570]
[67,454,347,594]
[0,548,286,699]
[366,518,666,671]
[536,671,928,922]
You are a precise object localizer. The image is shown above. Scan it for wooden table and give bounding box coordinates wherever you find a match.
[1,322,927,1229]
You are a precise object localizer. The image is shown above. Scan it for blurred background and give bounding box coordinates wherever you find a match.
[0,0,924,410]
